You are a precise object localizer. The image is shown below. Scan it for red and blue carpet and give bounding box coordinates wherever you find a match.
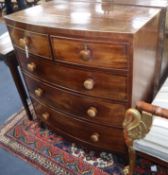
[0,109,167,175]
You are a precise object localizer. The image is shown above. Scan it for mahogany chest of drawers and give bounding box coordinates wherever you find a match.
[5,0,161,153]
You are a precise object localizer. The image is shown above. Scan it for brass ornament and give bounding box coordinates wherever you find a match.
[122,108,153,175]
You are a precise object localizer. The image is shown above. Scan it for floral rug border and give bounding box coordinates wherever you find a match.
[0,109,74,175]
[0,109,109,175]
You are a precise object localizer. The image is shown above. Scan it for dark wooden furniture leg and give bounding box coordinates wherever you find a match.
[4,52,33,120]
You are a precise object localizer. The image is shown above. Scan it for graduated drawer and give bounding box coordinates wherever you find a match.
[24,74,127,127]
[8,26,51,59]
[32,100,126,153]
[17,52,128,101]
[51,36,128,69]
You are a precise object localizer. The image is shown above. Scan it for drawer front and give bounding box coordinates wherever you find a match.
[32,100,126,152]
[24,75,127,127]
[51,36,128,69]
[8,27,51,59]
[17,52,128,101]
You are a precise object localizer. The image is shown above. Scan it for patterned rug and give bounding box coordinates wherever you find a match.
[0,109,167,175]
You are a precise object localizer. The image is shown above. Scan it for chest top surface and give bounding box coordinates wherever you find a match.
[5,0,160,34]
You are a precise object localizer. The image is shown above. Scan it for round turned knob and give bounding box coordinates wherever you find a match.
[34,88,43,97]
[83,79,94,90]
[80,49,91,61]
[19,37,30,47]
[27,62,36,72]
[90,133,99,142]
[87,107,97,118]
[80,44,91,61]
[42,112,50,121]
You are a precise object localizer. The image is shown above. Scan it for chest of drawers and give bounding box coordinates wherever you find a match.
[5,0,161,153]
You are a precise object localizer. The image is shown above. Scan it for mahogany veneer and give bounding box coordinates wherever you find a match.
[5,0,161,153]
[79,0,168,93]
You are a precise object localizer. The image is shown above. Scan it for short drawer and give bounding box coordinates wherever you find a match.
[32,100,126,152]
[8,26,51,59]
[17,51,128,101]
[51,36,128,69]
[24,75,127,127]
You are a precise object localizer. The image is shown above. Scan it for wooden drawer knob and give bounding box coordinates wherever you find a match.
[19,37,30,47]
[87,107,97,118]
[34,88,43,97]
[42,112,50,121]
[83,79,94,90]
[80,48,91,61]
[80,44,91,61]
[27,62,36,72]
[90,133,99,142]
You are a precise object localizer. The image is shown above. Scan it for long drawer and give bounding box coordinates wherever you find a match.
[51,36,129,70]
[32,99,126,153]
[8,26,51,59]
[17,51,128,101]
[24,74,127,127]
